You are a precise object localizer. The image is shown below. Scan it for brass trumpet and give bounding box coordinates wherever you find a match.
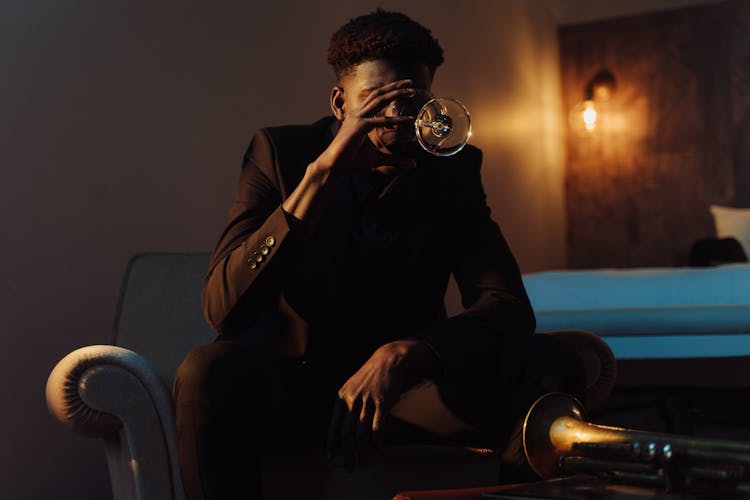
[522,392,750,493]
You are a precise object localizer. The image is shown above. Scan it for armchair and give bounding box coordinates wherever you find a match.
[46,252,615,500]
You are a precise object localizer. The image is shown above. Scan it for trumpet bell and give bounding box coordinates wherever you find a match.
[523,392,588,479]
[522,391,750,494]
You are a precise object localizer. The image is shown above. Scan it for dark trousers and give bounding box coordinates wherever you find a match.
[173,334,586,500]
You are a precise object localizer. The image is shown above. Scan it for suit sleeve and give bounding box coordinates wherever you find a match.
[202,129,296,335]
[414,149,536,380]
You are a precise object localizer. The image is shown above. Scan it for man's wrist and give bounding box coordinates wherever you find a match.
[281,161,336,223]
[307,159,335,182]
[387,340,441,380]
[281,208,303,231]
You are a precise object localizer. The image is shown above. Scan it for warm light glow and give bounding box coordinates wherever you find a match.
[582,100,597,131]
[570,99,603,135]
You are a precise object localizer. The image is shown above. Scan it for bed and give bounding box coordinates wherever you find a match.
[522,263,750,387]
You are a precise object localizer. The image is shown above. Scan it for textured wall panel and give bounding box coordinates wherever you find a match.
[560,1,749,267]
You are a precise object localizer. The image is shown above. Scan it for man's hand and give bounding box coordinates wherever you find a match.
[281,79,418,230]
[326,340,439,468]
[314,79,418,176]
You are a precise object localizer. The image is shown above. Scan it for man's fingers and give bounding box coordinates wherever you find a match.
[360,87,417,117]
[372,403,383,435]
[364,79,413,101]
[362,115,415,128]
[365,86,433,114]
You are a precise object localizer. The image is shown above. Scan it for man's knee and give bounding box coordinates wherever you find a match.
[173,340,260,406]
[523,333,587,399]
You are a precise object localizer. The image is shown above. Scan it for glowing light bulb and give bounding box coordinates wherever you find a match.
[569,99,605,136]
[582,100,597,131]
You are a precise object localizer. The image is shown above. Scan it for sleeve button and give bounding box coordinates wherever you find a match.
[265,236,276,247]
[260,245,270,256]
[248,260,258,270]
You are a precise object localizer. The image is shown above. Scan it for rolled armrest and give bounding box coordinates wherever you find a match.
[46,345,184,500]
[47,345,175,436]
[47,345,130,436]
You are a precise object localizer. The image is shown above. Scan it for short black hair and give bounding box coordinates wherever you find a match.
[327,9,444,80]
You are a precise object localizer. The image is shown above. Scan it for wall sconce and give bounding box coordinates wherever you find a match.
[570,69,616,134]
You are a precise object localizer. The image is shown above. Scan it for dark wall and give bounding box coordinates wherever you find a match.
[2,1,566,498]
[560,1,750,268]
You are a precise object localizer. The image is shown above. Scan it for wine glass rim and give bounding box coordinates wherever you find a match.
[415,96,472,157]
[422,97,471,116]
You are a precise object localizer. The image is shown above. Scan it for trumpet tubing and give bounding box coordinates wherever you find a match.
[522,392,750,492]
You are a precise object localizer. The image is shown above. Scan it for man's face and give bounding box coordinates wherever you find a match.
[336,59,433,156]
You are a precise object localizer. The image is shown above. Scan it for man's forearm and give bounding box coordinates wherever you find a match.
[281,161,336,234]
[385,340,442,382]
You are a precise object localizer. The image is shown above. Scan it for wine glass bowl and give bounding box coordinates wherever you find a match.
[415,97,471,157]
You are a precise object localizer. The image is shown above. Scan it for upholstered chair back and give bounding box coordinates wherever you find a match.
[114,252,215,387]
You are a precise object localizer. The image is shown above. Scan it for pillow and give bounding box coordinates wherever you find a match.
[710,205,750,258]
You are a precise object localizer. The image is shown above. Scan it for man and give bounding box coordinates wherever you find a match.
[174,9,585,500]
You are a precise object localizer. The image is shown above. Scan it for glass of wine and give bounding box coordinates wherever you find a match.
[383,95,472,157]
[414,97,471,156]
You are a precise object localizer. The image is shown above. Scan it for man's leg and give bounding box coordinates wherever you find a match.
[440,333,587,479]
[173,339,334,500]
[387,333,587,482]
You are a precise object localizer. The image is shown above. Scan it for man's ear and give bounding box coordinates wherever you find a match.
[330,85,346,121]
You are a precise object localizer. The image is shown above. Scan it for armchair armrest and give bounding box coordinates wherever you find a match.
[542,330,616,411]
[46,345,184,500]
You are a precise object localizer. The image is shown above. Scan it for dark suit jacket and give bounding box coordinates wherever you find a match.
[202,116,535,380]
